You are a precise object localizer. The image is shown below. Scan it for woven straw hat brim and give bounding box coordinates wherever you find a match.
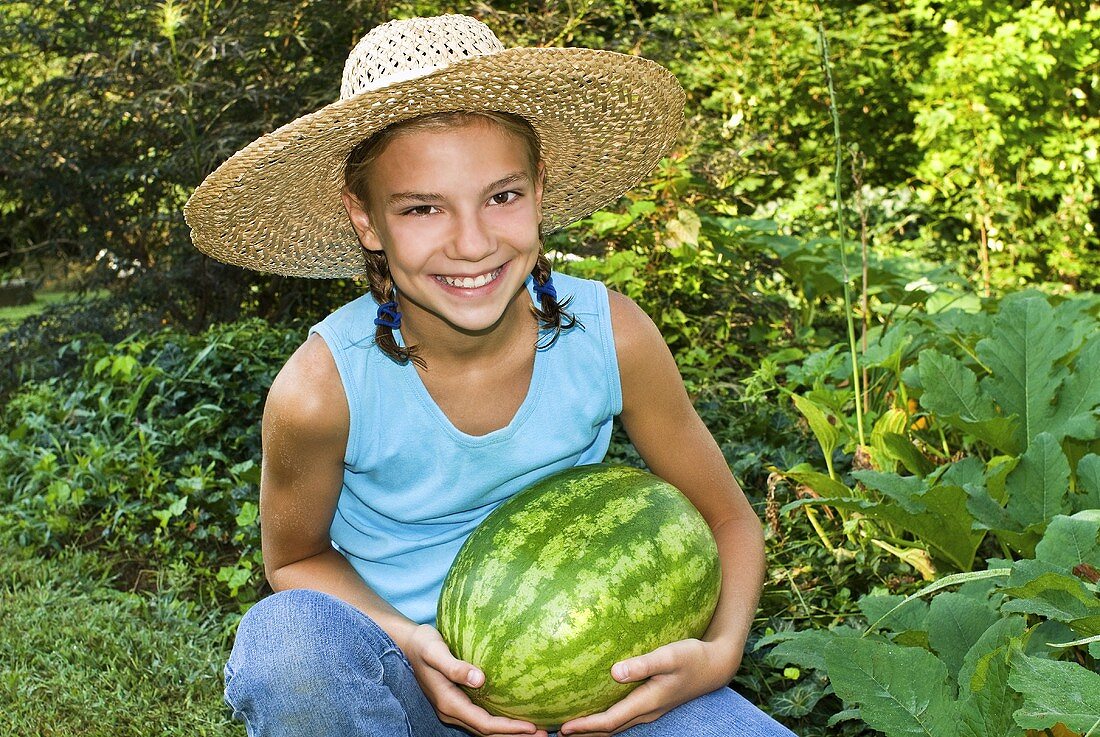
[183,46,685,278]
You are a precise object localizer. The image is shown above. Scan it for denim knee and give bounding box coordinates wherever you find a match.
[225,589,396,732]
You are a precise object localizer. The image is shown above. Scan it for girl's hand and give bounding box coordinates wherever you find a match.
[405,624,549,737]
[557,638,736,736]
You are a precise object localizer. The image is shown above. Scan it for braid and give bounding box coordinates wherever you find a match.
[530,252,579,349]
[362,249,422,366]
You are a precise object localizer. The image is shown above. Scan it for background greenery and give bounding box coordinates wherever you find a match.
[1,0,1097,735]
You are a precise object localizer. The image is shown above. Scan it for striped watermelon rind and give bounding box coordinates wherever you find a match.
[437,463,721,730]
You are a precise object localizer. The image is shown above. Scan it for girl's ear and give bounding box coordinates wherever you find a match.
[341,189,384,252]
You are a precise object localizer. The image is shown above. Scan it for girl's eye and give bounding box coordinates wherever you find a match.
[403,205,440,216]
[490,191,520,206]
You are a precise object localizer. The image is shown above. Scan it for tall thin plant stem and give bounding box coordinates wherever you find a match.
[818,22,866,448]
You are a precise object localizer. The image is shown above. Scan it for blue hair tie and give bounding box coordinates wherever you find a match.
[534,276,557,302]
[374,300,401,329]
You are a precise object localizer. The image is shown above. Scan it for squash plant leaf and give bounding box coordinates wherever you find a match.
[1007,651,1100,734]
[1004,432,1070,530]
[1000,562,1100,634]
[975,297,1075,450]
[958,617,1026,737]
[917,351,1017,454]
[860,594,930,636]
[761,627,863,673]
[926,592,1000,681]
[882,432,936,477]
[1046,335,1100,443]
[823,638,959,737]
[1075,454,1100,512]
[1034,512,1100,570]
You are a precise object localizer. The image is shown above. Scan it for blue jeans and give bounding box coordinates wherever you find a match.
[225,589,797,737]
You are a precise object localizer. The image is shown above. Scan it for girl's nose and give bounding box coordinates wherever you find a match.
[446,211,497,262]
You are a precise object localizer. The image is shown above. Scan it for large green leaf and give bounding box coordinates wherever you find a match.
[1076,454,1100,511]
[860,594,930,636]
[824,638,959,737]
[853,471,925,514]
[958,617,1027,737]
[1004,432,1070,529]
[1034,512,1100,570]
[917,351,1017,454]
[1048,335,1100,442]
[1008,651,1100,733]
[1000,563,1100,634]
[761,627,864,673]
[926,592,999,681]
[976,297,1075,450]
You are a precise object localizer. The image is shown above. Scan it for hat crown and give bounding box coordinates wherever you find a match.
[341,15,506,99]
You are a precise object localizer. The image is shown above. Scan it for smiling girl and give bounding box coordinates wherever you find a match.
[185,14,797,737]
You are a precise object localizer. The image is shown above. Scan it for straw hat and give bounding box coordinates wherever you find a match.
[183,14,685,278]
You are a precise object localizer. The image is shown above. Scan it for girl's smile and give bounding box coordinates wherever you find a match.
[342,118,544,343]
[434,263,505,290]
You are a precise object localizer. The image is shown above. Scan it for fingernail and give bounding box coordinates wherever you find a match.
[613,663,629,680]
[466,669,482,687]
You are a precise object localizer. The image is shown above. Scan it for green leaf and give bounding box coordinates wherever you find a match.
[1008,651,1100,733]
[792,394,840,461]
[870,409,910,474]
[976,297,1074,450]
[1034,512,1100,570]
[927,592,1000,680]
[1000,564,1100,632]
[767,679,827,718]
[762,627,863,673]
[853,471,926,514]
[1076,454,1100,512]
[780,463,852,498]
[863,570,1012,634]
[958,617,1027,737]
[882,433,936,477]
[917,351,1018,454]
[823,638,959,737]
[235,501,258,529]
[1004,432,1070,529]
[1048,336,1100,442]
[860,594,930,635]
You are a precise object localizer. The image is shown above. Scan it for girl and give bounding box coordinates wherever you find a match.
[185,14,796,737]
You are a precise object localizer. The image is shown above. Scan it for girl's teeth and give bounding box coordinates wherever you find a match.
[441,269,499,289]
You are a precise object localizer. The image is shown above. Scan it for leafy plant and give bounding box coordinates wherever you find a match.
[0,318,304,605]
[780,291,1100,572]
[760,511,1100,737]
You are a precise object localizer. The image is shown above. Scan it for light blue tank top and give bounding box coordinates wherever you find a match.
[308,272,622,625]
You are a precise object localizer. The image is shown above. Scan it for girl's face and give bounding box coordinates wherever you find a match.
[343,118,544,338]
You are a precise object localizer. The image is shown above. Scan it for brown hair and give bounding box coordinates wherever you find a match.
[344,111,576,366]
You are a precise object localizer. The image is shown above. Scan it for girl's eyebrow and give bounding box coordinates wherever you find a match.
[481,172,531,194]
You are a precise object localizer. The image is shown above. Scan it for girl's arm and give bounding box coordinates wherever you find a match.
[559,290,766,736]
[259,334,544,737]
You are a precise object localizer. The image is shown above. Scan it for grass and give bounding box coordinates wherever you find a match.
[0,546,239,736]
[0,290,109,326]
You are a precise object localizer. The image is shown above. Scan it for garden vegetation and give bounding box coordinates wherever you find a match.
[1,1,1097,735]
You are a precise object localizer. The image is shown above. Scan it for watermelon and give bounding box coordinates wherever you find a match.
[436,463,721,730]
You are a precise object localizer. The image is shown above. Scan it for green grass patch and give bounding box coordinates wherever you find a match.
[0,290,109,325]
[0,547,238,736]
